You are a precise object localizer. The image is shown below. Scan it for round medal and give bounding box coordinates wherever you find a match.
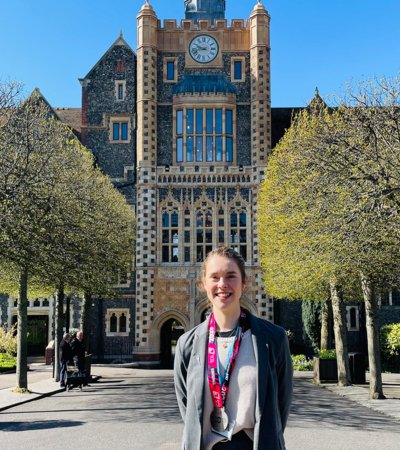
[210,407,229,432]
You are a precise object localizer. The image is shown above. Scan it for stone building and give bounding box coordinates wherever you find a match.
[1,0,399,364]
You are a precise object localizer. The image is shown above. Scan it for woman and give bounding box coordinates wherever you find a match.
[174,247,292,450]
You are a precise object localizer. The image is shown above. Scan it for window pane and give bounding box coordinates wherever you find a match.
[240,229,246,242]
[240,246,247,260]
[234,60,242,80]
[113,123,120,140]
[171,212,178,226]
[196,212,203,227]
[187,136,194,162]
[205,229,212,243]
[206,136,213,161]
[184,230,190,243]
[215,109,222,134]
[119,314,127,333]
[177,110,183,134]
[205,211,212,227]
[162,246,169,262]
[197,230,203,243]
[184,218,190,227]
[231,230,238,243]
[184,247,190,262]
[172,231,179,244]
[219,230,224,243]
[186,109,194,134]
[162,212,169,227]
[226,110,233,134]
[219,218,224,227]
[240,212,246,227]
[206,109,213,134]
[230,212,238,226]
[167,61,175,80]
[226,137,233,162]
[110,314,117,332]
[216,136,223,162]
[118,84,123,99]
[197,246,204,262]
[196,109,203,134]
[177,138,183,162]
[205,245,213,257]
[196,137,203,161]
[172,246,179,262]
[121,123,128,140]
[162,230,169,243]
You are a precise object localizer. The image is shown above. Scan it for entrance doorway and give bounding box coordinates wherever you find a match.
[13,315,49,356]
[160,318,184,369]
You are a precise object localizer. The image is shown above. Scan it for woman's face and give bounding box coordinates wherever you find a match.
[202,255,247,314]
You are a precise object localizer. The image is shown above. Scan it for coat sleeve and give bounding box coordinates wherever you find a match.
[174,334,189,422]
[276,330,293,431]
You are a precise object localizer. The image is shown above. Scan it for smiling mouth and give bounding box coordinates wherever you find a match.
[216,293,232,298]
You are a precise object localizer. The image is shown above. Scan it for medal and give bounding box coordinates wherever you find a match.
[210,407,229,432]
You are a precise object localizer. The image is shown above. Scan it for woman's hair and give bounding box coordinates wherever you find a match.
[200,246,247,283]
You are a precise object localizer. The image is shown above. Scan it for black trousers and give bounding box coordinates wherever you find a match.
[212,430,253,450]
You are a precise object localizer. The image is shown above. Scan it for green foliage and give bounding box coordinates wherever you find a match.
[302,301,321,351]
[0,324,17,355]
[0,352,16,370]
[291,354,313,371]
[317,349,337,360]
[380,323,400,372]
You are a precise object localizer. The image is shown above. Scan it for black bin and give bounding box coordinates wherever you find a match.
[348,352,366,384]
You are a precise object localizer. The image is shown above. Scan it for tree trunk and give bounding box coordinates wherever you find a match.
[16,268,28,389]
[82,292,92,353]
[320,298,332,350]
[360,273,385,399]
[329,281,351,386]
[65,296,70,333]
[54,284,65,382]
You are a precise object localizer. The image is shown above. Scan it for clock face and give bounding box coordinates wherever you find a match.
[189,35,219,64]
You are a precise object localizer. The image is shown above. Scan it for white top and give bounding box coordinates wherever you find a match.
[202,329,257,450]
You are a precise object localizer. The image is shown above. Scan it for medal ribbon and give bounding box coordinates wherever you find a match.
[207,309,246,409]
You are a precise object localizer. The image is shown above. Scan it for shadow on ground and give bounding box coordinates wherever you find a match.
[290,379,400,432]
[0,420,84,431]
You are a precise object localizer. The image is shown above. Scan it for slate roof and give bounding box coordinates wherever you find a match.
[54,108,82,134]
[172,73,237,95]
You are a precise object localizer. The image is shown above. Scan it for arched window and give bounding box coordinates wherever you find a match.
[110,313,117,333]
[106,309,130,336]
[119,314,127,333]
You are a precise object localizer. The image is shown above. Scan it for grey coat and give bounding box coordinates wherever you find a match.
[174,310,293,450]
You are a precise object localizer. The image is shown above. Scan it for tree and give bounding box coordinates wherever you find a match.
[260,76,400,397]
[0,84,135,388]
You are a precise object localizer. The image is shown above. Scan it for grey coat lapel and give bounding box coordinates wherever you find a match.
[192,319,209,422]
[250,313,269,421]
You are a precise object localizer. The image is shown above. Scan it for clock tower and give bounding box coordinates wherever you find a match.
[134,0,272,365]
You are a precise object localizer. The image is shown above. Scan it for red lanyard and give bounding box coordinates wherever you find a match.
[207,309,246,409]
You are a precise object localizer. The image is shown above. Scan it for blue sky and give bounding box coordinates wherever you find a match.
[0,0,399,107]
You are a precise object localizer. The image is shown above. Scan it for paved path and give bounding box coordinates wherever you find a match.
[1,367,400,449]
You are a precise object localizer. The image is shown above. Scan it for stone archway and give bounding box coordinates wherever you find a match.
[149,309,189,368]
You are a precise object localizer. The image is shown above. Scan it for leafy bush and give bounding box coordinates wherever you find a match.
[380,323,400,372]
[0,352,16,371]
[291,354,313,371]
[0,324,17,355]
[317,349,336,359]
